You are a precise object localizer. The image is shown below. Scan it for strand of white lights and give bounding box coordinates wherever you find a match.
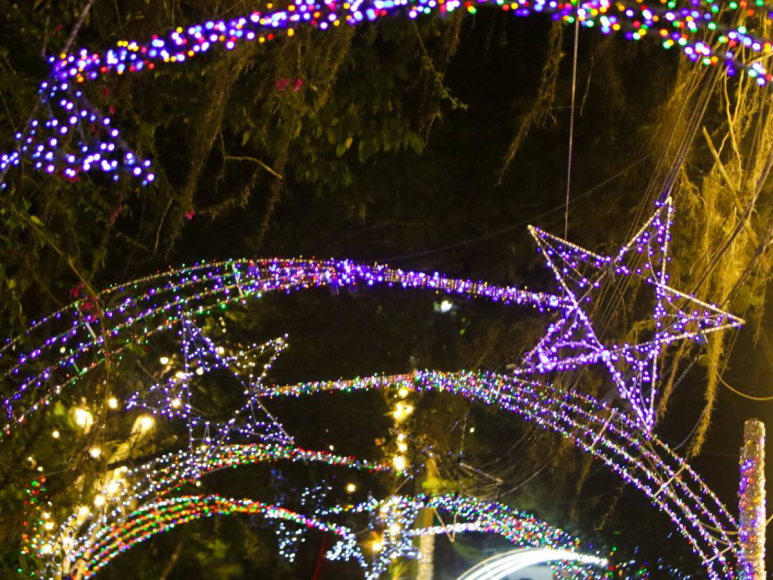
[457,548,608,580]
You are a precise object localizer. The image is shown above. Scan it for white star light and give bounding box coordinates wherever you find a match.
[127,318,292,452]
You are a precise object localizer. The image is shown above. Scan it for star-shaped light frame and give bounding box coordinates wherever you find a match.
[515,198,744,430]
[127,317,292,455]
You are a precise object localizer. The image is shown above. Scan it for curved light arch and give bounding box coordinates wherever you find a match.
[258,371,739,580]
[69,493,585,579]
[457,548,608,580]
[26,444,388,572]
[4,260,740,578]
[0,258,564,435]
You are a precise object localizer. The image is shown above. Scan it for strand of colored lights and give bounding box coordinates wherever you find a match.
[23,443,390,576]
[70,493,587,579]
[1,258,563,437]
[738,419,765,580]
[258,370,739,579]
[5,0,773,185]
[49,0,773,86]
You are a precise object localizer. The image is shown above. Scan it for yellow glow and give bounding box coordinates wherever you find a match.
[133,415,155,434]
[94,495,105,507]
[89,447,101,458]
[346,483,357,493]
[398,442,408,452]
[40,544,52,555]
[171,398,182,408]
[106,482,120,495]
[44,522,54,531]
[372,540,383,552]
[78,506,90,518]
[159,356,170,365]
[398,387,409,398]
[389,523,400,535]
[393,455,407,471]
[74,408,94,429]
[107,397,119,409]
[52,430,60,439]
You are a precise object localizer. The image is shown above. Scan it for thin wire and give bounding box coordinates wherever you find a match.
[716,372,773,402]
[565,17,580,239]
[371,153,652,264]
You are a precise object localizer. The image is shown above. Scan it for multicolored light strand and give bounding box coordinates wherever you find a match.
[259,370,739,579]
[23,443,390,577]
[0,258,562,437]
[5,0,773,184]
[57,492,592,579]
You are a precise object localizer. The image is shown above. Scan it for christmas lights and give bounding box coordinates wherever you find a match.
[23,443,390,576]
[738,419,765,580]
[259,370,739,579]
[55,492,591,579]
[516,197,743,429]
[127,318,293,456]
[1,258,563,437]
[5,0,773,184]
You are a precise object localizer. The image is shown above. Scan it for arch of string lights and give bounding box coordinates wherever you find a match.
[4,203,745,578]
[36,486,600,580]
[23,444,390,578]
[256,371,740,579]
[3,0,773,186]
[0,258,565,438]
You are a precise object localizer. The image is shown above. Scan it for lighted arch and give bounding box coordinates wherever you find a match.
[0,258,563,435]
[257,371,739,580]
[5,259,741,578]
[457,548,608,580]
[69,493,588,579]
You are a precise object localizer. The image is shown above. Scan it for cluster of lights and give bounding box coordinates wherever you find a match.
[260,369,739,580]
[23,443,389,576]
[516,198,743,430]
[738,419,765,580]
[4,0,773,185]
[47,0,773,88]
[1,258,562,438]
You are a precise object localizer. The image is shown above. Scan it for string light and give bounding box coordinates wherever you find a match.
[5,0,772,187]
[260,370,739,580]
[1,258,563,438]
[738,419,765,580]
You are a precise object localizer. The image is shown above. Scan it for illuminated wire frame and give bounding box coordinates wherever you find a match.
[516,197,744,430]
[126,317,293,455]
[3,0,773,185]
[0,258,564,437]
[457,548,608,580]
[258,371,740,580]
